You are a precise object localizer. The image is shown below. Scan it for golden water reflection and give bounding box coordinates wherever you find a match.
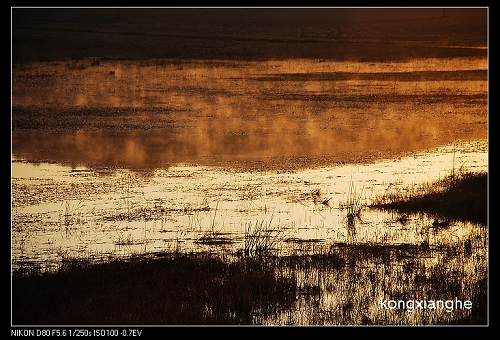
[11,56,488,325]
[12,58,487,170]
[12,114,485,171]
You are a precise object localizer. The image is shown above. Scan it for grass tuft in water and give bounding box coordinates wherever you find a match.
[371,171,487,225]
[243,212,288,257]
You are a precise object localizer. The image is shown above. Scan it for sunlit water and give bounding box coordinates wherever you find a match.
[11,139,487,273]
[12,57,487,171]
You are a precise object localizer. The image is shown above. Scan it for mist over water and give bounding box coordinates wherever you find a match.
[11,56,487,325]
[12,58,486,170]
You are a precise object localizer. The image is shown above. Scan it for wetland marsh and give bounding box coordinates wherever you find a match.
[11,8,488,326]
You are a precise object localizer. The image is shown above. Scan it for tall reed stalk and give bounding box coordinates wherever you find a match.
[340,182,364,226]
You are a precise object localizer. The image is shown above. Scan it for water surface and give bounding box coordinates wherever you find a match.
[11,140,487,272]
[11,57,488,324]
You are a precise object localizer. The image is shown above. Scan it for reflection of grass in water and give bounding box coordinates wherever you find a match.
[371,171,487,225]
[59,199,86,232]
[11,174,487,325]
[58,199,97,244]
[194,200,234,246]
[277,238,487,325]
[115,230,145,247]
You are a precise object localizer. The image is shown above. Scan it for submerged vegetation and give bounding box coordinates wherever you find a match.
[371,171,488,225]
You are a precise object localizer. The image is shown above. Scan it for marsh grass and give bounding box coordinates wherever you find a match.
[371,171,487,225]
[12,252,297,325]
[12,236,487,325]
[11,168,488,325]
[279,239,486,325]
[59,199,86,233]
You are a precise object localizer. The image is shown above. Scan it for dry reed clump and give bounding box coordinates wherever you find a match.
[243,212,289,257]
